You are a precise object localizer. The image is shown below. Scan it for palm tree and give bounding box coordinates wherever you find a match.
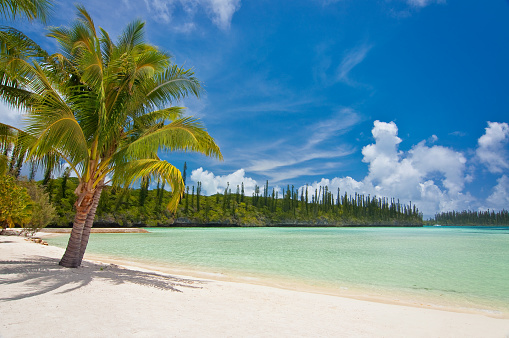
[0,0,52,23]
[0,6,222,267]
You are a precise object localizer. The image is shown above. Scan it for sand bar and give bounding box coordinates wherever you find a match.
[39,227,150,233]
[1,234,509,337]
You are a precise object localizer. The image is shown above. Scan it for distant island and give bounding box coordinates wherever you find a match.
[45,176,423,228]
[431,210,509,226]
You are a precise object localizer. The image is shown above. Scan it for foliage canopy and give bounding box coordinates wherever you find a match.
[0,174,32,228]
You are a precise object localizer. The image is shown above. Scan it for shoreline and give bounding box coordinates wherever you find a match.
[39,227,150,233]
[2,234,509,337]
[40,230,509,319]
[80,250,509,319]
[42,229,509,319]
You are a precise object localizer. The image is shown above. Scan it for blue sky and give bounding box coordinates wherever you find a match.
[1,0,509,217]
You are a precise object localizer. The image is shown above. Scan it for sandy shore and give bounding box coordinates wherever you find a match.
[1,234,509,337]
[38,227,150,233]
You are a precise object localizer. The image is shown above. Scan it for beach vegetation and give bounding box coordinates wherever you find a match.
[0,173,32,229]
[18,178,56,236]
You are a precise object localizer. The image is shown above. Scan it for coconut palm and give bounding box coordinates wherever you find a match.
[0,0,52,23]
[0,6,222,267]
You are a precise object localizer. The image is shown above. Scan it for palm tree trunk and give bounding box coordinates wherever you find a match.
[76,183,104,266]
[59,190,95,268]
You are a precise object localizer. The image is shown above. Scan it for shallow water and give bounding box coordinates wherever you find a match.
[47,226,509,314]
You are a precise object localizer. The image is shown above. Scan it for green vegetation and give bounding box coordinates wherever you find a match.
[433,210,509,226]
[0,152,56,233]
[0,173,32,229]
[18,179,56,236]
[0,0,52,23]
[42,176,423,227]
[174,182,422,226]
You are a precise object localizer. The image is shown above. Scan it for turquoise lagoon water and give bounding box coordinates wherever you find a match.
[46,226,509,314]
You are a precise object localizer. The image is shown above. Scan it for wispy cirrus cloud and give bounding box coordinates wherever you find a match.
[336,44,372,85]
[314,42,373,87]
[208,0,241,30]
[406,0,445,8]
[143,0,240,30]
[246,147,354,174]
[386,0,446,18]
[243,108,362,182]
[307,108,362,148]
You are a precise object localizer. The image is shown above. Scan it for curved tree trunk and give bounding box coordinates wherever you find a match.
[76,183,104,266]
[59,189,95,268]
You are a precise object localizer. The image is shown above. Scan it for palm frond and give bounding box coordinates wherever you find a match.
[0,122,81,179]
[112,158,184,212]
[118,19,145,53]
[0,83,33,109]
[75,5,97,38]
[27,112,89,168]
[0,26,48,60]
[133,50,169,82]
[146,65,201,107]
[99,27,114,65]
[132,106,184,130]
[0,122,21,147]
[120,116,222,161]
[0,0,53,23]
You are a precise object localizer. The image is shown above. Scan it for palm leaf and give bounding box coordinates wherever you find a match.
[0,0,53,23]
[130,106,184,132]
[117,19,145,53]
[112,158,184,212]
[146,65,201,107]
[120,116,222,161]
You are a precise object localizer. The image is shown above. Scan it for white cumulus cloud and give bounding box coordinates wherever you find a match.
[476,121,509,173]
[300,120,470,217]
[410,141,467,194]
[190,167,257,195]
[485,175,509,210]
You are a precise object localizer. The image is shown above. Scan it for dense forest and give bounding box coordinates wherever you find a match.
[43,174,423,227]
[433,210,509,226]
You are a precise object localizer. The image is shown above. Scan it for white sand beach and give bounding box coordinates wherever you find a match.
[1,234,509,338]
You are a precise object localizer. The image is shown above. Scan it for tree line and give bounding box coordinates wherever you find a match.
[174,180,423,226]
[433,210,509,226]
[34,169,423,227]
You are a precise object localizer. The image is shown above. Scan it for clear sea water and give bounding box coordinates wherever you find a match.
[46,226,509,315]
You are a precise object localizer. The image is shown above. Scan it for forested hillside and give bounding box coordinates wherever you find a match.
[46,176,423,227]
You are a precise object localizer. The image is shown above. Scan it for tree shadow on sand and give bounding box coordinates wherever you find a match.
[0,256,204,301]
